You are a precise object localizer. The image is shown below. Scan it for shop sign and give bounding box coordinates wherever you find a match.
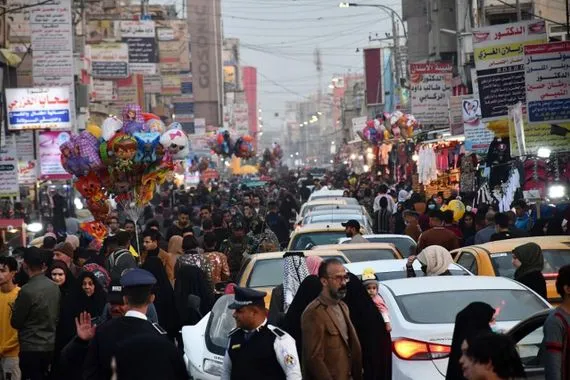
[120,20,157,75]
[92,80,118,101]
[143,75,162,93]
[5,87,72,130]
[409,62,453,127]
[351,116,366,141]
[473,20,547,121]
[462,96,495,153]
[524,41,570,124]
[449,96,464,135]
[0,147,20,197]
[90,43,129,79]
[38,131,72,180]
[18,160,37,185]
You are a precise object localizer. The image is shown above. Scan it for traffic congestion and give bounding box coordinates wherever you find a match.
[1,168,569,380]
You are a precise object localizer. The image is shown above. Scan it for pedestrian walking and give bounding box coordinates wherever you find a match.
[301,258,362,380]
[416,210,459,253]
[221,287,302,380]
[512,242,547,299]
[0,256,21,380]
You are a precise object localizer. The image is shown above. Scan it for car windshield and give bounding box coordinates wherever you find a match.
[340,249,397,262]
[305,204,362,215]
[396,289,547,324]
[305,214,365,225]
[248,255,346,287]
[342,236,416,257]
[490,249,570,278]
[207,295,236,350]
[290,231,347,250]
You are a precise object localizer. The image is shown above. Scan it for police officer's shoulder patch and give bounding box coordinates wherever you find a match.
[284,353,295,367]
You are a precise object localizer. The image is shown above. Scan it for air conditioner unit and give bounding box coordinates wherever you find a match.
[548,23,568,41]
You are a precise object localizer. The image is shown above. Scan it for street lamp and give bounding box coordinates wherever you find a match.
[338,2,407,39]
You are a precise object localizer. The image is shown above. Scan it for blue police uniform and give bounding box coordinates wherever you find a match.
[221,287,302,380]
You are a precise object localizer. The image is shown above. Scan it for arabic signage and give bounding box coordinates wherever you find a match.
[234,103,249,134]
[120,21,157,75]
[0,147,20,197]
[509,116,570,155]
[524,41,570,124]
[449,96,464,135]
[90,43,129,79]
[7,0,31,41]
[410,63,453,127]
[473,20,547,121]
[18,160,37,186]
[39,131,72,180]
[86,20,119,43]
[5,87,72,130]
[462,96,495,153]
[162,75,181,95]
[143,75,162,93]
[92,80,118,102]
[351,116,366,141]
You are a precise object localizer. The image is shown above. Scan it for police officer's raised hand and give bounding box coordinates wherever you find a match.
[76,311,97,341]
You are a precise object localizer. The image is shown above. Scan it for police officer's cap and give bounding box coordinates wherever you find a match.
[228,287,267,309]
[120,268,157,288]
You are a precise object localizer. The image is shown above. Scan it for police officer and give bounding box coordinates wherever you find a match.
[82,268,187,380]
[221,287,302,380]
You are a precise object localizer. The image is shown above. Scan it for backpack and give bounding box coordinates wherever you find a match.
[106,248,135,283]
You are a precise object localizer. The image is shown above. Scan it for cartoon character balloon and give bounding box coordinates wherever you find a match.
[121,104,145,134]
[110,133,138,172]
[160,128,189,159]
[101,116,123,141]
[134,132,161,164]
[362,120,378,144]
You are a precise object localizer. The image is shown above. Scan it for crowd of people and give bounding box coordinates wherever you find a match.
[0,169,568,379]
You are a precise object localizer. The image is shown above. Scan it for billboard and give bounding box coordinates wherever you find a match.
[473,20,547,121]
[524,41,570,124]
[5,87,72,130]
[38,131,72,180]
[462,96,495,153]
[90,43,129,79]
[0,147,20,197]
[120,20,158,75]
[188,0,223,126]
[409,62,453,127]
[363,48,383,106]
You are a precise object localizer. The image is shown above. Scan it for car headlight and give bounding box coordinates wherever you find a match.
[203,359,223,376]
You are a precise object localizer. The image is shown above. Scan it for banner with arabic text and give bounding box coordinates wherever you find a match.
[524,41,570,124]
[473,20,547,121]
[409,62,452,127]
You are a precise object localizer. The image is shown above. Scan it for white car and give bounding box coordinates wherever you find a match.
[307,189,346,201]
[377,276,551,380]
[182,295,236,380]
[338,234,417,257]
[345,259,472,280]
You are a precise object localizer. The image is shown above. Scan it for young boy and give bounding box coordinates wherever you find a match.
[543,264,570,380]
[0,256,20,380]
[362,268,391,332]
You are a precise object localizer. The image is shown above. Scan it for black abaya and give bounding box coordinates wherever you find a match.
[344,273,392,380]
[174,264,214,327]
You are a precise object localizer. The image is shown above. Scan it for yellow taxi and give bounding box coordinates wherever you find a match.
[236,250,348,307]
[287,222,372,250]
[311,243,403,262]
[452,236,570,303]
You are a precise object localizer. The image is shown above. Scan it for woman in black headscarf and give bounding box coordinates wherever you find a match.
[446,302,495,380]
[343,272,392,380]
[48,259,75,299]
[174,264,214,327]
[142,256,178,339]
[280,275,322,357]
[512,242,547,299]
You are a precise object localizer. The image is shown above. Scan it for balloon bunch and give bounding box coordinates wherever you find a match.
[61,104,189,221]
[260,143,283,169]
[386,111,420,139]
[209,130,233,157]
[234,135,255,159]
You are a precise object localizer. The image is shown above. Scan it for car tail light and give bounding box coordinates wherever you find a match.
[393,338,451,360]
[544,272,558,280]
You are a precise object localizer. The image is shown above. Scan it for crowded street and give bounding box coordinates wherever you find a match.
[1,0,570,379]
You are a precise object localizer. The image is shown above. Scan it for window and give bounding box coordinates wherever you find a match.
[290,231,347,250]
[457,252,478,275]
[490,250,570,278]
[340,249,398,263]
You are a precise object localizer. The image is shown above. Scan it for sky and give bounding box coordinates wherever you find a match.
[220,0,402,130]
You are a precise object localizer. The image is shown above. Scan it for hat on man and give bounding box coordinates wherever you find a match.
[108,280,124,305]
[54,242,75,259]
[341,219,361,230]
[120,268,157,288]
[228,287,267,310]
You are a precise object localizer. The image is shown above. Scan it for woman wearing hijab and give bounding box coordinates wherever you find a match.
[446,302,495,380]
[344,272,392,380]
[142,256,179,339]
[512,242,547,299]
[459,212,477,247]
[305,255,323,276]
[174,264,214,327]
[48,260,75,299]
[280,275,322,359]
[407,245,453,277]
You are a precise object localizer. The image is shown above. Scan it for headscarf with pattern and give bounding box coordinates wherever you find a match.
[283,252,309,312]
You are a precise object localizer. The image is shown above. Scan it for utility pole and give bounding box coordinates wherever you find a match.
[434,0,441,60]
[516,0,521,21]
[392,11,401,91]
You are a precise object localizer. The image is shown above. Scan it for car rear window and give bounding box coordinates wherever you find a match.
[368,237,416,257]
[290,231,347,250]
[490,250,570,278]
[248,255,346,287]
[396,289,547,324]
[340,249,398,263]
[353,268,469,281]
[306,214,365,225]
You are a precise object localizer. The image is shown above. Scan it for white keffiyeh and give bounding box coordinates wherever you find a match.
[283,255,310,312]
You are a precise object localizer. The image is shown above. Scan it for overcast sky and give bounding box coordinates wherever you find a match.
[220,0,401,129]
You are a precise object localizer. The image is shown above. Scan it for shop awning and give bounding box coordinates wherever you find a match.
[0,49,22,67]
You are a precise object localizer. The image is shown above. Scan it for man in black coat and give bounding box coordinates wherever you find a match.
[82,269,188,380]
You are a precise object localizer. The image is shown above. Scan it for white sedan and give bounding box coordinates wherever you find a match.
[378,276,551,380]
[345,259,472,280]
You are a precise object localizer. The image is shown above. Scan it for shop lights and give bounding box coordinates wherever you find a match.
[26,222,43,233]
[548,184,566,199]
[537,147,551,158]
[412,154,419,162]
[350,154,356,160]
[74,197,84,210]
[363,165,370,172]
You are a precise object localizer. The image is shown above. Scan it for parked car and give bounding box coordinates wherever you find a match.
[377,276,551,379]
[344,259,472,280]
[312,243,402,262]
[288,223,371,250]
[339,234,417,257]
[452,236,570,303]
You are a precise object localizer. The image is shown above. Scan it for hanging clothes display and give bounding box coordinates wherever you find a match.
[486,137,511,189]
[497,166,520,212]
[379,143,392,166]
[418,145,437,184]
[460,154,478,193]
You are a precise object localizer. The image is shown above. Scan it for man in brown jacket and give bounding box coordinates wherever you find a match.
[416,210,460,254]
[301,258,362,380]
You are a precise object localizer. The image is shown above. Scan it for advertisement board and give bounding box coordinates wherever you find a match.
[120,20,157,75]
[0,147,20,197]
[462,96,495,153]
[92,80,118,101]
[409,62,453,127]
[524,41,570,124]
[38,131,72,180]
[5,87,72,130]
[90,43,129,79]
[473,20,547,121]
[363,48,383,106]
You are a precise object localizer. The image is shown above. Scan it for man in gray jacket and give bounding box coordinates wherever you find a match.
[11,247,60,380]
